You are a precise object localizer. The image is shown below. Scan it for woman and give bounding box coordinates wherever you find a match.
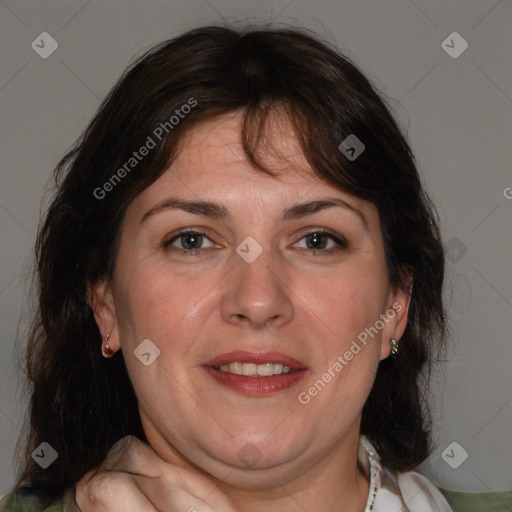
[1,24,452,511]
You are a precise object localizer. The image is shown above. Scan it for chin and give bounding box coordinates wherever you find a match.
[205,434,303,474]
[204,456,299,491]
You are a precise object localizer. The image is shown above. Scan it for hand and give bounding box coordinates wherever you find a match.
[75,435,237,512]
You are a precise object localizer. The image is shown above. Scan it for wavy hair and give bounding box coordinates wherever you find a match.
[12,23,447,505]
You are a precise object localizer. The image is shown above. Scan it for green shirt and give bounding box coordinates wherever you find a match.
[1,485,511,511]
[0,487,79,512]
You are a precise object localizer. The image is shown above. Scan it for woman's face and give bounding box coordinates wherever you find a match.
[91,110,410,486]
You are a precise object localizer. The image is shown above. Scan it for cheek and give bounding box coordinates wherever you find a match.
[115,257,206,343]
[307,263,386,393]
[301,263,386,345]
[115,267,204,412]
[114,261,221,404]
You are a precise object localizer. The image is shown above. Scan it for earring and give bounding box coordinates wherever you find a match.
[390,338,399,358]
[102,331,114,358]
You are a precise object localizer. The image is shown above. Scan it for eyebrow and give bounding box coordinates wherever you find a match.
[140,196,368,230]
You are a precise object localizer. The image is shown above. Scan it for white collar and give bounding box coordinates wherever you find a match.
[357,435,384,511]
[357,436,454,512]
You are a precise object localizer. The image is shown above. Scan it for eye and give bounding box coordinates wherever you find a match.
[162,228,348,257]
[294,229,348,254]
[162,229,217,256]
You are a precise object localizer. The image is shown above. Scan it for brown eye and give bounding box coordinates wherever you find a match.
[163,230,216,255]
[295,230,348,253]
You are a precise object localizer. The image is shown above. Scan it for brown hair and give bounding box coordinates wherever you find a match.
[12,23,447,504]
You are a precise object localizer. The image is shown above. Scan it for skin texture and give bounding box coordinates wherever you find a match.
[88,109,412,512]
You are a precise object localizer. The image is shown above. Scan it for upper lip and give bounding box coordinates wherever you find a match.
[203,350,307,370]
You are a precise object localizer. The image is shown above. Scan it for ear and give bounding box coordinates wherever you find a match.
[379,271,413,360]
[87,279,120,352]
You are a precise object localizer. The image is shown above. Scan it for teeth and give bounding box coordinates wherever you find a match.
[216,362,293,377]
[273,364,284,375]
[229,362,243,375]
[242,363,257,376]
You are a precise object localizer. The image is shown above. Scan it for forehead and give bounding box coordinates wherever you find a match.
[125,108,374,226]
[172,109,312,182]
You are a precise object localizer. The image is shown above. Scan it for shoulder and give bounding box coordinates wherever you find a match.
[396,470,454,511]
[0,487,78,512]
[0,487,50,512]
[357,436,454,512]
[375,469,454,512]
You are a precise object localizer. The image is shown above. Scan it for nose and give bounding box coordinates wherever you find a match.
[220,244,294,329]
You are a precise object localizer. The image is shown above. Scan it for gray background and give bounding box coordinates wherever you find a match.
[1,0,511,498]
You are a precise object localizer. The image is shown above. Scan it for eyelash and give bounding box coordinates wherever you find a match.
[162,228,349,257]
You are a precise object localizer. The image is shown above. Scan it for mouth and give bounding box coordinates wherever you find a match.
[202,350,308,396]
[213,361,297,377]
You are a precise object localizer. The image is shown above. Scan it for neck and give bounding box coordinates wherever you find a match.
[144,418,371,512]
[214,434,370,512]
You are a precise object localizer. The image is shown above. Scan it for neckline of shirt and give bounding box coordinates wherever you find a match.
[358,435,384,511]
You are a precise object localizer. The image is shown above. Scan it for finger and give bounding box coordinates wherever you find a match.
[101,436,212,493]
[98,435,237,511]
[99,435,162,478]
[132,474,236,512]
[75,470,160,512]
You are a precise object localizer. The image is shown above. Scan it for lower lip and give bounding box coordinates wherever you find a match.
[202,366,308,396]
